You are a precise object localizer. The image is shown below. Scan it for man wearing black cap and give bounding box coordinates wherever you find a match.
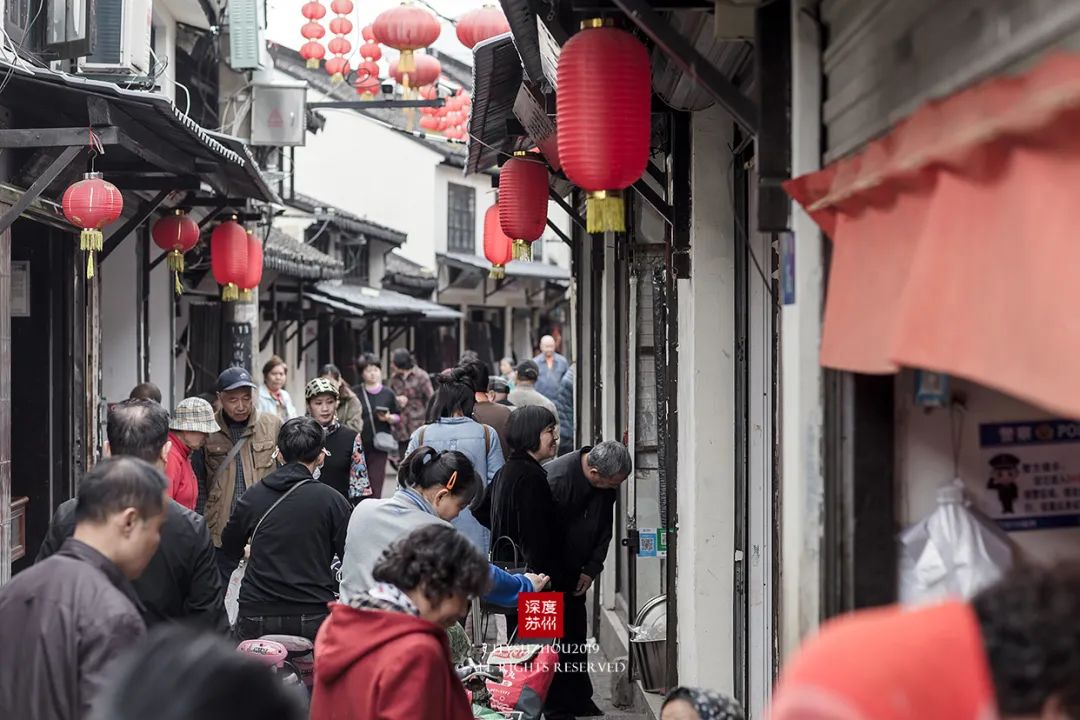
[203,367,282,553]
[988,453,1022,514]
[489,376,513,406]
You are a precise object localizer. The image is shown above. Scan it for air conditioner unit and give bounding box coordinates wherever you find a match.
[78,0,153,74]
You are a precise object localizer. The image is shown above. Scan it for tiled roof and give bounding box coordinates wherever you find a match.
[265,228,344,279]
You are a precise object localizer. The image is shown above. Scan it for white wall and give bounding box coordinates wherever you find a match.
[676,104,737,692]
[895,372,1080,565]
[277,66,447,268]
[779,0,826,658]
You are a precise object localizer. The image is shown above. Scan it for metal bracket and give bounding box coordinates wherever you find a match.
[548,188,587,233]
[611,0,759,134]
[0,145,85,235]
[632,179,673,227]
[307,99,446,110]
[484,275,519,301]
[546,218,572,246]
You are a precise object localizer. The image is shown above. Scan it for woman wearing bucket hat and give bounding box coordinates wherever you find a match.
[166,397,220,511]
[306,377,371,504]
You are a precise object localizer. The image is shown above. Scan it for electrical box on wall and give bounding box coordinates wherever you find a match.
[250,82,307,146]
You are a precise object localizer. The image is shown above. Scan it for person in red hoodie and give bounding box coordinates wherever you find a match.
[164,397,219,511]
[312,524,492,720]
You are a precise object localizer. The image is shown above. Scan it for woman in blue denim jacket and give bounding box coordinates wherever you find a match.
[405,366,504,554]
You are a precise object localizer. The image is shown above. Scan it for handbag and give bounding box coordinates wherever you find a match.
[361,387,398,454]
[481,472,531,615]
[225,479,314,626]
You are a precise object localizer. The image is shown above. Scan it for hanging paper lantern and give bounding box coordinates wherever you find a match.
[484,202,513,279]
[329,16,353,35]
[362,24,378,42]
[238,232,264,302]
[456,5,510,49]
[557,21,650,233]
[389,53,440,91]
[355,73,381,99]
[211,219,248,302]
[356,59,380,80]
[151,209,200,295]
[62,172,124,279]
[499,152,548,261]
[302,21,326,39]
[328,36,352,55]
[359,40,382,62]
[325,56,351,84]
[419,115,439,131]
[373,2,441,74]
[301,41,326,67]
[302,1,327,19]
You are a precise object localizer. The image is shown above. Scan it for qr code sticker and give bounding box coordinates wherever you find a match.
[640,536,655,553]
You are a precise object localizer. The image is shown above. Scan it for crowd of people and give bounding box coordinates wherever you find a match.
[8,333,1080,720]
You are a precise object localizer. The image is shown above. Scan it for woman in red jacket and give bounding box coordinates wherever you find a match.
[311,523,491,720]
[164,397,219,510]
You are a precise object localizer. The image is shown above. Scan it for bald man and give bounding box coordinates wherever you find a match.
[532,334,569,402]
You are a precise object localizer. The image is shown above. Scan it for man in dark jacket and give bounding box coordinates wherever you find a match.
[543,441,632,718]
[0,456,167,720]
[37,399,226,631]
[222,416,352,642]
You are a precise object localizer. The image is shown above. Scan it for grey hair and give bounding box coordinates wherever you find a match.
[587,441,632,478]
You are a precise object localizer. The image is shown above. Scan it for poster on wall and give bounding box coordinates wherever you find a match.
[977,420,1080,532]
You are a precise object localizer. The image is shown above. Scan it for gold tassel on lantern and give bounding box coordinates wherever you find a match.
[511,239,529,261]
[398,49,415,73]
[586,190,625,234]
[168,250,185,295]
[80,228,103,252]
[307,58,320,69]
[222,283,239,302]
[239,289,254,302]
[489,264,505,280]
[86,251,96,279]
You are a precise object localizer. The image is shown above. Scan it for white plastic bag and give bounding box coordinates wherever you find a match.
[225,561,245,627]
[899,481,1014,605]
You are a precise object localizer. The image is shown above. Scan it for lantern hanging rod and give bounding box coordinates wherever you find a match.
[0,126,121,148]
[99,190,171,264]
[307,99,446,109]
[546,218,572,246]
[0,145,84,235]
[547,188,587,233]
[609,0,759,134]
[633,178,674,227]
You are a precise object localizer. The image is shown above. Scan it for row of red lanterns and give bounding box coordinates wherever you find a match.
[61,176,263,300]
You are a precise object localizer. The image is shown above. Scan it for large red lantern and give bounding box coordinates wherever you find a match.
[499,152,548,261]
[239,231,264,302]
[151,209,200,295]
[484,202,513,279]
[62,172,123,278]
[456,5,510,49]
[390,53,440,90]
[373,2,440,74]
[557,21,650,233]
[211,219,248,302]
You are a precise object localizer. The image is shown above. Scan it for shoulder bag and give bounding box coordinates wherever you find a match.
[361,387,399,454]
[481,472,531,615]
[225,479,313,626]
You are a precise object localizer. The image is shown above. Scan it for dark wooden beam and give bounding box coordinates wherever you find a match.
[611,0,759,134]
[548,188,587,232]
[148,251,170,271]
[0,126,120,148]
[632,178,674,227]
[111,175,203,191]
[547,218,572,246]
[0,145,84,234]
[99,190,171,263]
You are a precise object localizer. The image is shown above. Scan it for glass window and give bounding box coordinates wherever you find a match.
[447,183,476,253]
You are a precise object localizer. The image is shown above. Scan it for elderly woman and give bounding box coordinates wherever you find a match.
[311,524,491,720]
[257,355,297,421]
[662,687,744,720]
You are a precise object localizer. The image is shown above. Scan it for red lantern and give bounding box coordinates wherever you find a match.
[325,57,351,83]
[302,1,327,19]
[328,36,352,55]
[456,5,510,49]
[62,172,123,278]
[329,16,352,35]
[151,209,200,295]
[211,219,248,302]
[362,24,378,42]
[373,2,440,74]
[239,231,264,302]
[356,59,380,80]
[499,152,548,261]
[557,21,650,233]
[419,115,439,131]
[484,202,513,278]
[355,73,381,98]
[301,41,326,67]
[389,53,440,90]
[302,21,326,39]
[359,41,382,61]
[330,0,352,13]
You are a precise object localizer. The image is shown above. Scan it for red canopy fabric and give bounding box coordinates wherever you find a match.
[785,53,1080,416]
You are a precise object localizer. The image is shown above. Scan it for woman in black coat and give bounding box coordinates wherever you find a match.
[475,405,565,589]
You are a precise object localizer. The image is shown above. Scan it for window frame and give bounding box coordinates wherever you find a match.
[446,182,476,254]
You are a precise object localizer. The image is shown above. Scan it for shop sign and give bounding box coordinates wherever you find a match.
[977,419,1080,532]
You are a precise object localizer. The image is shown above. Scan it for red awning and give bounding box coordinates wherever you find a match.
[785,53,1080,416]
